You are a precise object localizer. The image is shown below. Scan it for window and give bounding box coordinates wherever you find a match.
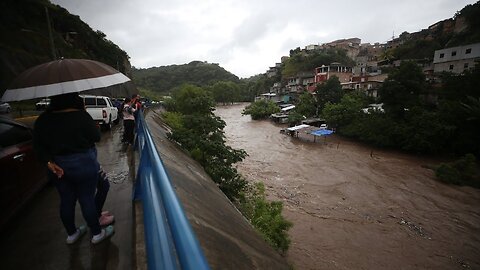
[84,97,96,106]
[466,48,472,54]
[464,63,469,69]
[439,53,444,58]
[97,98,107,106]
[0,123,32,148]
[449,65,454,70]
[451,51,457,57]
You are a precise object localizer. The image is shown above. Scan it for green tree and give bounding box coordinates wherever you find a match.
[283,48,355,78]
[166,84,248,200]
[242,100,280,120]
[295,92,317,117]
[315,76,343,112]
[240,182,292,253]
[437,64,480,155]
[322,92,364,129]
[209,81,240,104]
[379,61,425,119]
[400,107,455,153]
[163,84,292,252]
[436,154,479,187]
[132,61,240,95]
[172,84,215,115]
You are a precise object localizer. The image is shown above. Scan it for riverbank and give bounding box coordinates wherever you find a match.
[216,103,480,270]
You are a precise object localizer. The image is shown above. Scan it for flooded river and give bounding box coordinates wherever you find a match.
[215,103,480,270]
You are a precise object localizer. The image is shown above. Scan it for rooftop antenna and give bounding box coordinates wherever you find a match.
[392,30,395,40]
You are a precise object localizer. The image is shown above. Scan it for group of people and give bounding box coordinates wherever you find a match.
[33,92,142,245]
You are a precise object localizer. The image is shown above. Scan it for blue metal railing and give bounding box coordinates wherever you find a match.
[133,111,210,270]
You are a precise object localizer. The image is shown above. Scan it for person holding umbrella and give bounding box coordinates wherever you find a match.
[33,93,114,244]
[2,58,131,244]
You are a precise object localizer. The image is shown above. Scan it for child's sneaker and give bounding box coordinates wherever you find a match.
[91,225,115,244]
[66,225,87,244]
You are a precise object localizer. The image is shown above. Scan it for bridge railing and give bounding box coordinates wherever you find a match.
[133,111,210,270]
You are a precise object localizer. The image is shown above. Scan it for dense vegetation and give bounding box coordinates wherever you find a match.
[131,45,358,102]
[435,154,479,187]
[0,0,131,95]
[292,61,480,156]
[132,61,240,94]
[269,61,479,186]
[162,85,292,253]
[131,61,282,104]
[242,100,280,120]
[283,48,355,78]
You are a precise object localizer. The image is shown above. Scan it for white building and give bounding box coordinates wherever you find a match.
[433,43,480,74]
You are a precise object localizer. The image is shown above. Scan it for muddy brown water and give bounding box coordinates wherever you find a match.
[215,103,480,270]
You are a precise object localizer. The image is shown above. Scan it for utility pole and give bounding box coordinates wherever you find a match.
[45,7,57,60]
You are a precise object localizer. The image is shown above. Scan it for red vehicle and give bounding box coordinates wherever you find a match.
[0,117,48,229]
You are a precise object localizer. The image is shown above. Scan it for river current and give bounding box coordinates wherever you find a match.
[215,103,480,270]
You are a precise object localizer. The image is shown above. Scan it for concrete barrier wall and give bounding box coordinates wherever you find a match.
[144,110,290,270]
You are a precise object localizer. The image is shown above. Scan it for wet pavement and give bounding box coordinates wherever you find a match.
[0,122,136,270]
[0,110,292,270]
[215,103,480,270]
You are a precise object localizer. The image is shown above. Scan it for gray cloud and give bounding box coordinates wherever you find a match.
[51,0,476,77]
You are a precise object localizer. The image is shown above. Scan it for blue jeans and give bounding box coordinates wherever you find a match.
[96,169,110,217]
[51,148,101,235]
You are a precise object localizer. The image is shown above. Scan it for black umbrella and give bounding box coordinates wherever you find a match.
[2,58,131,102]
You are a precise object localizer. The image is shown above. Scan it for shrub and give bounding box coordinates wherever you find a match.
[242,100,280,120]
[239,182,292,254]
[435,164,462,184]
[161,85,292,253]
[161,111,183,130]
[435,154,478,186]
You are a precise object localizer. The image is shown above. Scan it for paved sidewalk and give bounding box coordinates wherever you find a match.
[0,124,136,270]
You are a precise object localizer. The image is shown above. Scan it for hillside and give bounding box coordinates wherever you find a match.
[0,0,131,96]
[132,61,240,94]
[388,1,480,61]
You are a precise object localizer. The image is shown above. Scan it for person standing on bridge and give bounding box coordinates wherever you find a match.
[33,92,115,245]
[122,97,136,145]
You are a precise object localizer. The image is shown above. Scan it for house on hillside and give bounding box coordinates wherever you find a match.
[254,93,280,102]
[305,44,320,51]
[287,77,301,93]
[313,63,352,88]
[298,71,315,92]
[433,43,480,74]
[266,63,282,78]
[267,67,277,78]
[269,82,283,95]
[286,71,315,93]
[324,38,361,59]
[341,74,387,97]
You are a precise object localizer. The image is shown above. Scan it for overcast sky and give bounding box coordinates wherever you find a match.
[51,0,477,78]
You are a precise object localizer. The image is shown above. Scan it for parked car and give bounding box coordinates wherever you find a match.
[0,102,11,113]
[35,98,50,110]
[80,95,119,130]
[0,117,48,229]
[361,103,385,114]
